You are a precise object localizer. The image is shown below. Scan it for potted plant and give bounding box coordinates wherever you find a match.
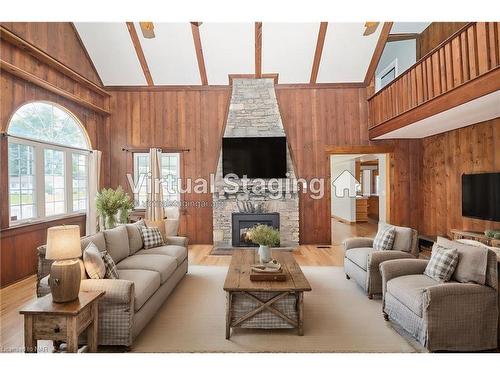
[485,229,500,239]
[116,188,134,224]
[247,224,280,263]
[96,186,133,229]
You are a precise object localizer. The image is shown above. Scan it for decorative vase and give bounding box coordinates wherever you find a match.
[119,208,130,224]
[258,245,271,264]
[104,214,116,229]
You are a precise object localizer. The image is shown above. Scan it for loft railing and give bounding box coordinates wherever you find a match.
[368,22,500,134]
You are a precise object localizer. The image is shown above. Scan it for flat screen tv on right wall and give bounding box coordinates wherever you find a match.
[462,172,500,222]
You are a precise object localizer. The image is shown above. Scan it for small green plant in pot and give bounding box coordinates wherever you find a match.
[96,186,133,229]
[485,230,496,238]
[247,224,280,263]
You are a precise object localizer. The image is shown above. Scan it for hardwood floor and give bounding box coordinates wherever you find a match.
[0,275,38,352]
[0,218,377,352]
[331,219,377,246]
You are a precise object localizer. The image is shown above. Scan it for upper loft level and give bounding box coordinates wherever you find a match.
[368,22,500,139]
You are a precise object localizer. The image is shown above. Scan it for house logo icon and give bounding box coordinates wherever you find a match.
[332,170,360,198]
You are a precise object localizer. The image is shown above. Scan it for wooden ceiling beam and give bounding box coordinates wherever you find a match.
[191,22,208,85]
[364,22,394,85]
[387,33,420,42]
[126,22,154,86]
[310,22,328,84]
[255,22,263,78]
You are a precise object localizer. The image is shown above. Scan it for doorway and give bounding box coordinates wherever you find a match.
[327,147,393,246]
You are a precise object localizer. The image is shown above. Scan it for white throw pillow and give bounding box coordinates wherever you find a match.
[83,242,106,279]
[164,218,179,237]
[438,237,488,284]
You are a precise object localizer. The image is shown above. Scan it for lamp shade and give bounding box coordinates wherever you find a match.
[45,225,81,260]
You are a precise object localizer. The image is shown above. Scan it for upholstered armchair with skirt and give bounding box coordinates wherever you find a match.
[343,223,419,298]
[380,247,498,352]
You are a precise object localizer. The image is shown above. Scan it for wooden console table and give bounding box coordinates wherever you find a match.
[451,229,500,246]
[20,291,104,353]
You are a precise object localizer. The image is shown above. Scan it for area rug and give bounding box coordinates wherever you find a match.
[132,265,424,353]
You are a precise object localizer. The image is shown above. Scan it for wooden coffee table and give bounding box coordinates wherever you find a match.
[223,250,311,339]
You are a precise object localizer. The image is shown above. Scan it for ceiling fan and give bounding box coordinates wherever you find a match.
[363,22,380,36]
[139,22,155,39]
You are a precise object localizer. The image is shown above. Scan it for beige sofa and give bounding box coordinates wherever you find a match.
[343,223,419,298]
[37,223,188,347]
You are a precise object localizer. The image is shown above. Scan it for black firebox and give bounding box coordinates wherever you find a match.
[231,212,280,247]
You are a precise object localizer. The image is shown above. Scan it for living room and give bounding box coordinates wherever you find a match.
[1,0,500,372]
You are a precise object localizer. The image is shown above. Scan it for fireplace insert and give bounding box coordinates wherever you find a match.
[232,212,280,247]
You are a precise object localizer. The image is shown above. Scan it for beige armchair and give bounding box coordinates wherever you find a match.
[380,253,498,352]
[343,223,418,299]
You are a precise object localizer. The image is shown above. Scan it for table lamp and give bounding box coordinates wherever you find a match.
[46,225,82,303]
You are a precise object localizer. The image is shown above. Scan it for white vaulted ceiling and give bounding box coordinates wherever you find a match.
[262,23,318,83]
[317,23,382,83]
[74,23,147,86]
[134,22,200,85]
[200,23,254,85]
[74,22,410,86]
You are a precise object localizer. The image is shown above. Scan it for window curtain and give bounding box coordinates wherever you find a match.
[86,150,102,235]
[146,148,165,221]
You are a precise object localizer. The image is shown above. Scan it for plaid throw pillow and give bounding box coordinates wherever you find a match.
[135,219,146,228]
[140,226,164,249]
[373,225,396,251]
[424,244,459,282]
[101,250,119,279]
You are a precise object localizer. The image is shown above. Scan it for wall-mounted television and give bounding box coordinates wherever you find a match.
[462,172,500,222]
[222,137,287,179]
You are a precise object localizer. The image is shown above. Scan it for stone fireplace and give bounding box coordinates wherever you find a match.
[212,78,299,249]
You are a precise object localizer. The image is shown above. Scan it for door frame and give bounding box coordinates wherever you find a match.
[325,144,394,224]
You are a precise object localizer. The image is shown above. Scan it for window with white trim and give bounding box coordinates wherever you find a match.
[376,58,398,91]
[72,153,88,211]
[8,143,36,221]
[7,102,90,224]
[44,148,65,216]
[133,152,181,209]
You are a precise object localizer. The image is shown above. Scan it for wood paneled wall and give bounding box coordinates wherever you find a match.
[420,117,500,237]
[106,89,231,244]
[0,215,86,287]
[0,23,108,287]
[106,86,422,245]
[419,22,469,59]
[1,22,101,85]
[275,87,422,243]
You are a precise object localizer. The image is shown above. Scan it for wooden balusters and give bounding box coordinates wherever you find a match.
[368,22,500,132]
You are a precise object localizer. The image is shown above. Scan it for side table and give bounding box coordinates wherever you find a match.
[19,291,104,353]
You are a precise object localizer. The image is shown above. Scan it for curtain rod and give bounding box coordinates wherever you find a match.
[1,132,93,154]
[122,147,190,153]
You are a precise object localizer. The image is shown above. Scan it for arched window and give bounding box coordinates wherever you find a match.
[8,102,90,224]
